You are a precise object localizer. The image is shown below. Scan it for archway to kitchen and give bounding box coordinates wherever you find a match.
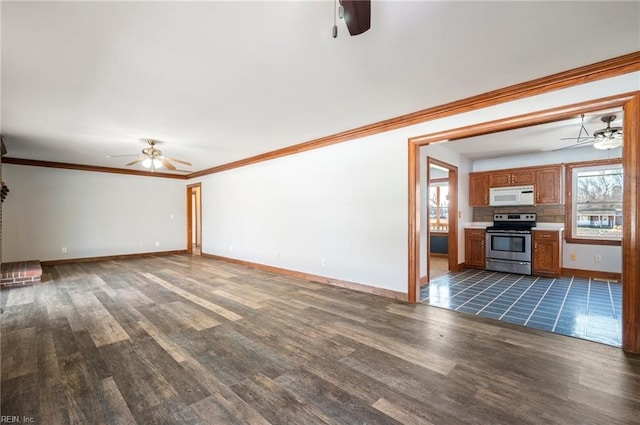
[407,92,640,353]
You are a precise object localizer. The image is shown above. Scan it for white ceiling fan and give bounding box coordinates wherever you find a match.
[558,114,623,151]
[108,139,192,171]
[591,115,623,150]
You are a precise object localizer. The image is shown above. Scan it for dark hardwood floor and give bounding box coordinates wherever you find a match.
[1,255,639,424]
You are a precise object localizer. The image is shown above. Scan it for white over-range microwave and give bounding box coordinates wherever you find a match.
[489,185,535,206]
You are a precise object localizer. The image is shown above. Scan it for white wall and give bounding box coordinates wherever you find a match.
[195,133,408,292]
[2,164,186,262]
[563,242,620,273]
[189,71,638,295]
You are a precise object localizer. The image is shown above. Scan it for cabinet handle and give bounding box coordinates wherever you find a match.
[534,242,538,250]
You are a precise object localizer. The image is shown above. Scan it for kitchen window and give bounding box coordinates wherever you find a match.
[565,159,622,245]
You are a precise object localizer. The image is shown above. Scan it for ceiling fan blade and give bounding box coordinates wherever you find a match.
[160,157,177,170]
[165,156,192,166]
[560,137,594,141]
[340,0,371,36]
[553,140,596,152]
[107,154,139,158]
[126,157,144,166]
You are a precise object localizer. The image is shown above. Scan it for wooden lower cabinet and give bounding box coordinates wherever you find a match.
[532,230,563,277]
[465,228,486,269]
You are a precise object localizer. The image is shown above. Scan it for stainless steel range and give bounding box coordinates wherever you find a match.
[485,213,536,275]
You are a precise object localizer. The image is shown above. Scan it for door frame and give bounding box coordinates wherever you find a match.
[424,157,458,287]
[186,183,202,255]
[408,91,640,353]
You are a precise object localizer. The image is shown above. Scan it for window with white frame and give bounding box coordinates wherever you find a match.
[568,161,622,243]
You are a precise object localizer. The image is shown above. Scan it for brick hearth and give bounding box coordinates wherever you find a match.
[1,260,42,288]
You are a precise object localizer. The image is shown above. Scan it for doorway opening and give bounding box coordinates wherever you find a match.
[187,183,202,256]
[408,92,640,353]
[422,158,458,295]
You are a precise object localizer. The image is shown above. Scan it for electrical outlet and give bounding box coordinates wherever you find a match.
[570,253,576,261]
[321,258,327,267]
[594,255,602,263]
[61,247,67,254]
[229,245,233,252]
[155,241,160,247]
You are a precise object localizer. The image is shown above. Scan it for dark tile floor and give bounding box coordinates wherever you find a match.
[421,269,622,347]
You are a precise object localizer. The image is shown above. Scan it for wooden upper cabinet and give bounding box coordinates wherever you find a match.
[535,166,562,205]
[488,171,511,187]
[511,170,535,186]
[469,173,489,206]
[489,170,535,187]
[469,164,562,207]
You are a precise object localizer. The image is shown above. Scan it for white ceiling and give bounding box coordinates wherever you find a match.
[2,1,639,173]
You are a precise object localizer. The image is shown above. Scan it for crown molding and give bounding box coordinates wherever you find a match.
[2,157,188,179]
[189,50,640,178]
[4,51,639,180]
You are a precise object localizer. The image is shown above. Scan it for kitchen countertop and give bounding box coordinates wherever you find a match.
[464,222,492,229]
[532,223,564,231]
[464,222,564,231]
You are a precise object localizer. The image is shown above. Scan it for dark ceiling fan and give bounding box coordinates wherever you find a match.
[333,0,371,38]
[342,0,371,36]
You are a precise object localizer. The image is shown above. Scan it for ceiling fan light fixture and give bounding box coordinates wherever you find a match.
[113,139,190,171]
[593,115,623,141]
[141,157,163,169]
[594,129,623,141]
[593,138,622,150]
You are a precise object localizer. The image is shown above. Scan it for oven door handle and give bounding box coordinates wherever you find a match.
[486,230,532,234]
[486,258,531,265]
